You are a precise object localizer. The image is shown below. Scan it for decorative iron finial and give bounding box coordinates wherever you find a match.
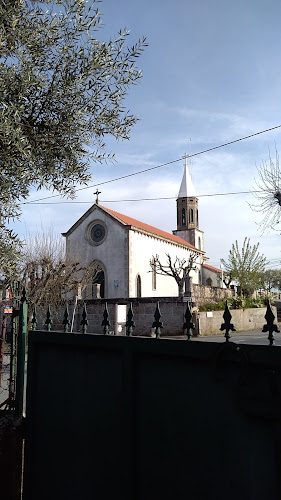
[45,305,52,332]
[21,286,27,304]
[152,302,163,339]
[126,302,135,336]
[31,305,37,331]
[220,300,236,342]
[102,302,110,335]
[94,189,101,204]
[262,300,280,346]
[183,301,195,340]
[80,303,88,334]
[62,304,71,333]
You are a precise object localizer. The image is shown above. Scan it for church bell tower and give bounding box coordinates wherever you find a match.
[173,155,204,251]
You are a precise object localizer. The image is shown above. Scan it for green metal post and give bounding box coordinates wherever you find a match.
[9,282,20,407]
[15,288,28,417]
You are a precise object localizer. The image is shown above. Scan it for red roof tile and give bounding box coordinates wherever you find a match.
[203,263,221,273]
[101,205,199,251]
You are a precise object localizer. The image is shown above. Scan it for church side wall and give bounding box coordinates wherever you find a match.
[202,268,221,287]
[129,230,204,298]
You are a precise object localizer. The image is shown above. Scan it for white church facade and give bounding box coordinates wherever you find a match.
[62,162,222,299]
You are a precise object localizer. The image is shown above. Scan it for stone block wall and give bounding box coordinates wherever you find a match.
[45,295,276,337]
[72,297,187,336]
[192,284,234,307]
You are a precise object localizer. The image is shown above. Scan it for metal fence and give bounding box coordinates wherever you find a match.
[23,299,281,500]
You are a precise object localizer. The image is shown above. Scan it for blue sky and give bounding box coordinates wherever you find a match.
[14,0,281,269]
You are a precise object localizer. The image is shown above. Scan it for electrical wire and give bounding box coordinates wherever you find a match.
[20,190,263,205]
[23,124,281,205]
[21,190,260,204]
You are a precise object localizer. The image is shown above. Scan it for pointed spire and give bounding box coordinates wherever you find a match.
[178,154,196,198]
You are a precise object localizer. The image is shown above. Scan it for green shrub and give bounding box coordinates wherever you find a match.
[199,301,225,312]
[199,297,268,312]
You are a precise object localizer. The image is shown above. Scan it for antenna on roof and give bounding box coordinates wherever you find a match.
[184,139,193,180]
[189,138,192,179]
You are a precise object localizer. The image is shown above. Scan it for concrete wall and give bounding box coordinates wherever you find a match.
[199,306,277,335]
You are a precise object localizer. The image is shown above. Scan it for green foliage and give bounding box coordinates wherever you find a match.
[0,0,146,277]
[199,301,226,312]
[259,268,281,292]
[199,297,267,312]
[221,237,267,297]
[0,226,21,286]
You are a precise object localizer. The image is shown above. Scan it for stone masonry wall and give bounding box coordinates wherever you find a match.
[192,284,234,307]
[47,296,277,337]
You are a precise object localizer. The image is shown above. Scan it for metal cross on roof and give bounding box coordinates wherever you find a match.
[94,189,101,204]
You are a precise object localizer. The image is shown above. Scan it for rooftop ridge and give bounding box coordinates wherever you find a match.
[100,205,201,251]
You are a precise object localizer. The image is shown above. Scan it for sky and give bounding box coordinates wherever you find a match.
[12,0,281,270]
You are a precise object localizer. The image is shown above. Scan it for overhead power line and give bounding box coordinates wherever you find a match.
[23,124,281,205]
[21,190,263,205]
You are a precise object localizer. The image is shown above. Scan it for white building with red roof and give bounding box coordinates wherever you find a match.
[62,161,222,299]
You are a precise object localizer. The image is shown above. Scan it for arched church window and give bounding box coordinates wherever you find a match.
[196,209,199,227]
[198,237,201,250]
[189,208,194,223]
[206,277,212,287]
[136,274,142,298]
[198,270,201,284]
[181,208,186,226]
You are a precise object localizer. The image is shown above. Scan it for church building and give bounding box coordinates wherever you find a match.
[62,160,222,299]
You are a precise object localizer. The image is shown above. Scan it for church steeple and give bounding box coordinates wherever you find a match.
[173,155,204,251]
[178,154,196,198]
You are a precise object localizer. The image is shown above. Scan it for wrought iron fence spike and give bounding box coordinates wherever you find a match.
[262,300,280,346]
[21,286,27,304]
[152,301,163,339]
[183,302,195,340]
[45,305,52,332]
[220,300,236,342]
[126,302,135,336]
[31,305,37,331]
[101,302,110,335]
[80,303,88,334]
[62,304,71,333]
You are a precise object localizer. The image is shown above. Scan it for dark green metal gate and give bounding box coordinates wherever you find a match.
[23,330,281,500]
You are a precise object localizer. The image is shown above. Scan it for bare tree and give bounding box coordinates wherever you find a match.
[21,229,102,310]
[251,149,281,232]
[150,252,200,297]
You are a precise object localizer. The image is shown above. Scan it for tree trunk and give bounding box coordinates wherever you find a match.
[178,282,185,297]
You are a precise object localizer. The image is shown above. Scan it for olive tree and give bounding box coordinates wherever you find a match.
[0,0,146,274]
